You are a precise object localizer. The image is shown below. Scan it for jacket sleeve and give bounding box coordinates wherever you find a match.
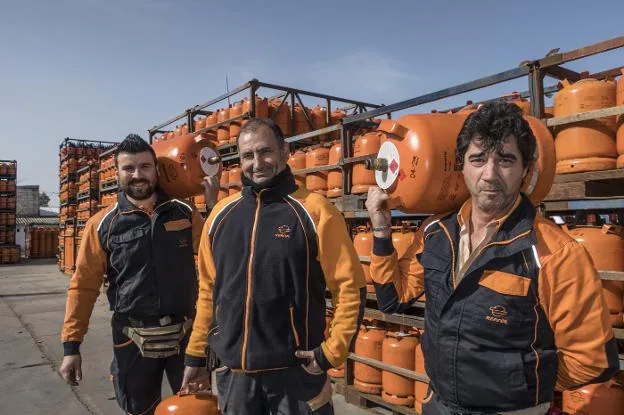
[61,216,107,355]
[538,241,620,390]
[314,203,366,371]
[191,205,205,254]
[185,210,217,367]
[369,225,426,314]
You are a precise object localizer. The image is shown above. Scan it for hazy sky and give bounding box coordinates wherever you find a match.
[1,0,623,207]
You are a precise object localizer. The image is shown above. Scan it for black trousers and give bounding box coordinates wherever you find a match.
[215,364,334,414]
[110,320,188,415]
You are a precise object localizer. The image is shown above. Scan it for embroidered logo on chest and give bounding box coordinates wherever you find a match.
[486,305,509,325]
[275,225,291,239]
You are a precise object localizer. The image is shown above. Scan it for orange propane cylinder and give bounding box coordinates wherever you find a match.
[294,105,312,136]
[217,108,230,144]
[562,378,624,415]
[242,95,270,122]
[228,165,242,195]
[152,132,221,199]
[194,117,206,132]
[414,340,427,414]
[352,132,382,194]
[0,181,6,192]
[155,393,220,415]
[382,331,417,406]
[354,323,386,395]
[0,163,6,175]
[353,225,374,293]
[562,222,624,327]
[305,145,329,196]
[329,109,346,141]
[554,78,617,174]
[7,180,15,192]
[287,151,306,189]
[44,230,53,258]
[311,105,328,142]
[218,168,230,201]
[371,113,555,214]
[327,141,343,197]
[270,99,292,136]
[229,101,243,143]
[503,92,531,115]
[206,112,218,130]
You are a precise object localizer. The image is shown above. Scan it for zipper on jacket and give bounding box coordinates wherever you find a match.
[289,305,301,348]
[240,189,265,371]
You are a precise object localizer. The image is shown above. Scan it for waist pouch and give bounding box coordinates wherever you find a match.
[123,318,193,358]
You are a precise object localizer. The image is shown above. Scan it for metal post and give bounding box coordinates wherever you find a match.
[528,64,545,118]
[342,127,352,195]
[290,92,296,138]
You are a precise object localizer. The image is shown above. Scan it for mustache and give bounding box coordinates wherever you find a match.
[129,179,150,186]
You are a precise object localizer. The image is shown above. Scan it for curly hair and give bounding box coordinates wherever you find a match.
[455,102,536,169]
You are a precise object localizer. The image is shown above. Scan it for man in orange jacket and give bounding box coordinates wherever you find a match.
[181,118,366,414]
[59,134,219,414]
[366,102,619,414]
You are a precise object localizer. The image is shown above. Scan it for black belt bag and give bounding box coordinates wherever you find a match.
[123,318,193,358]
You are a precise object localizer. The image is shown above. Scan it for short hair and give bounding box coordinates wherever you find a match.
[237,117,285,147]
[115,134,157,166]
[456,102,536,169]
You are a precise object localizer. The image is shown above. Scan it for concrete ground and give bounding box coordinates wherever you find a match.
[0,260,387,414]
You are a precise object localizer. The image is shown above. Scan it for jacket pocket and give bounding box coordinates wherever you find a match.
[164,218,192,232]
[479,270,531,297]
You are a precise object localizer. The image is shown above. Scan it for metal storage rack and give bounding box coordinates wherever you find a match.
[300,36,624,414]
[0,160,19,264]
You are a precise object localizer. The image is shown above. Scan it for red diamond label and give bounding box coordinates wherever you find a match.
[389,159,399,174]
[200,155,206,164]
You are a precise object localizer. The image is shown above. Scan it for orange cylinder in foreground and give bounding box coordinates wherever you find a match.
[155,393,220,414]
[352,132,381,194]
[372,113,555,214]
[562,379,624,415]
[353,226,373,292]
[152,132,221,199]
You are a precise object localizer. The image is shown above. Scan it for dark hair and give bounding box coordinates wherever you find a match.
[455,102,536,169]
[115,134,157,166]
[237,117,285,147]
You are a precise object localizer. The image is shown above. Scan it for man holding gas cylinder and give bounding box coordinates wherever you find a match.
[366,102,619,414]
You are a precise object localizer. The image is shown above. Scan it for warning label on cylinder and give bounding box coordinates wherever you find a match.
[375,141,400,190]
[199,147,220,177]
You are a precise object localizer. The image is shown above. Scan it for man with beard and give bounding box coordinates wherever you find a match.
[180,118,366,414]
[365,103,618,414]
[59,134,219,414]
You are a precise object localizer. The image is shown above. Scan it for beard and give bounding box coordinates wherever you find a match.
[474,184,515,214]
[122,179,156,200]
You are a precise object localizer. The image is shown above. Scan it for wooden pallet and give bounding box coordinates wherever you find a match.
[543,169,624,202]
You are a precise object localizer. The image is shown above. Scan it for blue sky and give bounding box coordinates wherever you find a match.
[1,0,623,206]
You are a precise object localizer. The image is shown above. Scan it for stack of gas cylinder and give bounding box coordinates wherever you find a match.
[98,150,118,210]
[561,213,624,327]
[28,228,58,258]
[59,142,105,274]
[329,319,428,410]
[77,163,99,222]
[553,75,620,174]
[352,222,417,293]
[0,161,18,265]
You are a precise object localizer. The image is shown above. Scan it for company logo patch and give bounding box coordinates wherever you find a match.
[178,238,189,248]
[486,305,508,325]
[275,225,291,239]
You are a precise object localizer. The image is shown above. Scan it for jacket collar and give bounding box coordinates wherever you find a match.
[117,187,171,213]
[241,166,298,203]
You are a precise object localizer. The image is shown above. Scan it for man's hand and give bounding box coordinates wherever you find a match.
[59,355,83,386]
[365,187,392,238]
[180,366,212,395]
[201,175,220,210]
[295,350,324,375]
